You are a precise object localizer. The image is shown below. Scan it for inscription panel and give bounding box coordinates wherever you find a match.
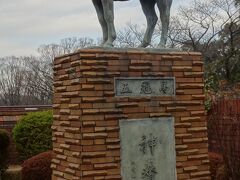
[115,77,175,97]
[120,117,176,180]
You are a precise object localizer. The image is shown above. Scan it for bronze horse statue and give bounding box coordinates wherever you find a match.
[92,0,172,48]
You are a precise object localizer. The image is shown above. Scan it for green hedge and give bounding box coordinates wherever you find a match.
[0,129,10,178]
[13,111,53,160]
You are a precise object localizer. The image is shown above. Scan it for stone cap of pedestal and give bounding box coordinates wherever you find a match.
[55,47,202,59]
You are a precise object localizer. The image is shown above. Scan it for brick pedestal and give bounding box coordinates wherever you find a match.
[52,48,210,180]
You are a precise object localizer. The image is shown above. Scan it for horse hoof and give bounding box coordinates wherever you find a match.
[157,43,166,48]
[138,43,149,48]
[138,44,145,48]
[103,42,114,48]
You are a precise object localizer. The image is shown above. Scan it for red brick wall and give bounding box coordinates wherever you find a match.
[0,105,52,163]
[52,48,210,180]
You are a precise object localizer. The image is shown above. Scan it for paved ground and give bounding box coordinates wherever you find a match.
[4,165,22,180]
[7,165,22,172]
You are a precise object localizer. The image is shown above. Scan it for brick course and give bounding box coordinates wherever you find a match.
[52,48,210,180]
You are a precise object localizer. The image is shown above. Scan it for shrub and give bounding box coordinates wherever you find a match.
[13,111,53,160]
[216,165,228,180]
[0,129,10,178]
[209,152,224,179]
[22,151,52,180]
[0,129,10,148]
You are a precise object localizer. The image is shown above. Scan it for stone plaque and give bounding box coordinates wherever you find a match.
[115,77,175,97]
[120,117,176,180]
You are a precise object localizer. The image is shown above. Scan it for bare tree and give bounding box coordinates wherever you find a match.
[0,57,28,105]
[115,22,160,48]
[0,37,97,105]
[0,56,53,105]
[168,0,222,51]
[115,23,145,48]
[24,56,53,104]
[60,37,95,54]
[166,0,239,85]
[38,37,95,62]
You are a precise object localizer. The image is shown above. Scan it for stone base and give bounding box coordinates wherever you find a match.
[52,48,210,180]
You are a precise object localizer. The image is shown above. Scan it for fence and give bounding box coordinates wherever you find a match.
[0,105,52,164]
[208,99,240,177]
[208,99,240,153]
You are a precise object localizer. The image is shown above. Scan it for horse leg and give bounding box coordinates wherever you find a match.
[157,0,172,48]
[139,0,158,48]
[92,0,108,45]
[101,0,116,47]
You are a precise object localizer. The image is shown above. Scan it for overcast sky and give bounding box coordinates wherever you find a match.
[0,0,189,57]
